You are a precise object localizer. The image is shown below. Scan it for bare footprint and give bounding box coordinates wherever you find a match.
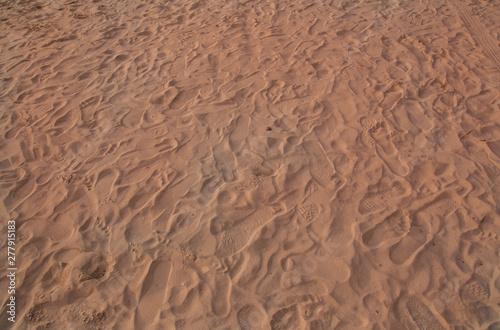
[362,209,411,248]
[359,116,377,149]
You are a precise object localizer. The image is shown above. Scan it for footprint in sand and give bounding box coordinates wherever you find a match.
[462,221,500,246]
[229,115,251,153]
[151,174,200,229]
[302,140,345,192]
[389,192,459,265]
[465,89,498,119]
[237,304,269,330]
[379,81,403,111]
[215,205,283,258]
[358,195,387,215]
[211,271,231,317]
[358,179,410,215]
[31,103,53,118]
[62,81,90,97]
[362,209,411,248]
[461,281,490,303]
[359,116,377,149]
[135,259,172,328]
[79,95,101,110]
[296,203,320,227]
[213,141,237,183]
[369,121,409,177]
[271,303,306,329]
[406,295,447,330]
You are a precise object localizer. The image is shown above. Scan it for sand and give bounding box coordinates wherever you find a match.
[0,0,499,328]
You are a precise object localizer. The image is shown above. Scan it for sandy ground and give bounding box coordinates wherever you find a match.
[0,0,499,328]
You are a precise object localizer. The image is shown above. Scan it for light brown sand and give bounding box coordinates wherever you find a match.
[1,0,499,328]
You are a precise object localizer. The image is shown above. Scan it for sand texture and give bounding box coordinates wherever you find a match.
[1,0,500,328]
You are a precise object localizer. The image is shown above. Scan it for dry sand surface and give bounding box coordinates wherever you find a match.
[1,0,500,328]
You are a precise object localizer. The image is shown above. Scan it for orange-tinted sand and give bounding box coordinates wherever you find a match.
[1,0,499,328]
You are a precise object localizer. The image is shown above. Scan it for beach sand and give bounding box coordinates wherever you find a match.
[0,0,499,328]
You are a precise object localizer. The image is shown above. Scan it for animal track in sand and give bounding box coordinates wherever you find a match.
[362,209,411,248]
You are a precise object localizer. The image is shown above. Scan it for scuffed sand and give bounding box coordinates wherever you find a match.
[1,0,499,328]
